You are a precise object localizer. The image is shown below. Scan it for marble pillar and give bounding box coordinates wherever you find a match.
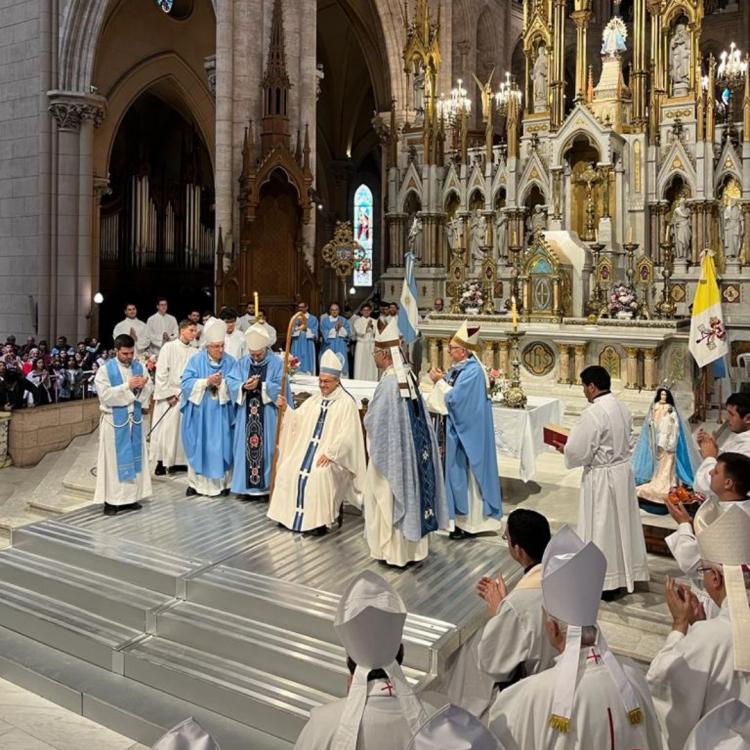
[442,337,452,370]
[642,347,658,390]
[498,339,511,376]
[482,340,495,369]
[624,346,640,389]
[556,343,571,384]
[573,343,588,381]
[428,337,439,369]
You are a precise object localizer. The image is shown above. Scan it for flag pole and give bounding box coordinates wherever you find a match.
[270,311,306,495]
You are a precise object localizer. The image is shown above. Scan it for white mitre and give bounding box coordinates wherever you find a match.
[151,717,221,750]
[407,704,505,750]
[203,318,227,344]
[695,499,750,672]
[331,571,427,750]
[374,317,401,349]
[542,526,642,733]
[245,323,271,352]
[682,699,750,750]
[320,349,345,378]
[451,320,480,352]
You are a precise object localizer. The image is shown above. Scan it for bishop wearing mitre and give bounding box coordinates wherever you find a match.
[268,349,365,536]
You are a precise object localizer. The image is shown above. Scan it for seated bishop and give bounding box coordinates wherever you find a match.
[180,318,237,497]
[227,323,291,498]
[427,321,502,539]
[364,318,448,567]
[267,349,365,536]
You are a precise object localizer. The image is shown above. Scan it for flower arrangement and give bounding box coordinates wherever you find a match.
[287,355,300,377]
[459,279,484,312]
[486,367,506,402]
[608,283,639,318]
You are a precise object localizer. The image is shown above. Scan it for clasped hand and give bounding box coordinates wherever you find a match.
[207,372,223,387]
[428,367,444,384]
[476,574,508,615]
[243,376,260,391]
[128,375,146,390]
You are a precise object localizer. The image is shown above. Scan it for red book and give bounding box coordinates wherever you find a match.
[543,424,570,448]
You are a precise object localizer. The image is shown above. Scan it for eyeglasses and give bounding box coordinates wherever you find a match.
[697,565,719,575]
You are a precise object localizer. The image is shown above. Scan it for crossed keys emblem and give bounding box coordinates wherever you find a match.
[695,317,726,350]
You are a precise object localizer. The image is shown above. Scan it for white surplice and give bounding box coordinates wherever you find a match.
[150,338,196,467]
[646,599,750,750]
[441,564,557,719]
[353,316,378,382]
[223,328,247,361]
[146,312,179,355]
[113,317,149,357]
[489,646,665,750]
[268,385,365,531]
[93,361,153,507]
[564,393,649,591]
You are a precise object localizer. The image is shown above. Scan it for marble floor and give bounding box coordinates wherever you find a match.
[0,678,148,750]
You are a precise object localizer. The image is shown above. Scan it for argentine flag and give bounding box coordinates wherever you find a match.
[398,251,420,345]
[689,251,728,369]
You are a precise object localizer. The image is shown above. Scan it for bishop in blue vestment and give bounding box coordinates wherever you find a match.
[319,303,351,377]
[290,302,319,375]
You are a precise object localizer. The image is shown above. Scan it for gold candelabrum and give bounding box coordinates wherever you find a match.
[655,240,677,320]
[501,330,527,409]
[504,241,524,313]
[586,241,606,318]
[578,163,601,242]
[480,245,496,314]
[622,240,648,320]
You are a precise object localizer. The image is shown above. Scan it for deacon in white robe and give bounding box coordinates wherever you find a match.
[268,349,365,535]
[94,334,153,514]
[112,303,149,358]
[439,510,555,719]
[647,501,750,750]
[558,365,649,594]
[220,308,247,361]
[489,527,663,750]
[187,310,204,349]
[294,571,431,750]
[237,302,255,332]
[353,304,378,381]
[150,319,197,475]
[407,704,506,750]
[146,298,179,356]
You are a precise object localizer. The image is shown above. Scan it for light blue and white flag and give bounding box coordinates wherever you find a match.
[398,251,420,345]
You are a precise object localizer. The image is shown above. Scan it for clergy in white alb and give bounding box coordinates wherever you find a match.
[439,509,556,720]
[268,349,365,535]
[665,393,750,580]
[681,699,750,750]
[237,301,255,332]
[113,303,150,358]
[353,304,378,382]
[294,571,431,750]
[94,334,153,515]
[364,319,449,567]
[151,319,197,476]
[180,319,237,497]
[187,310,204,349]
[489,526,664,750]
[146,297,179,356]
[219,307,247,361]
[227,323,291,497]
[320,303,352,378]
[646,499,750,750]
[290,301,319,375]
[407,704,506,750]
[558,365,649,594]
[427,321,502,538]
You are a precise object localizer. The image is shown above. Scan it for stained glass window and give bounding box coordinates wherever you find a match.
[156,0,174,13]
[353,184,373,287]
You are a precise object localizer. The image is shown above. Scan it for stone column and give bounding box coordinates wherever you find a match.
[442,337,452,370]
[482,340,495,369]
[556,343,571,384]
[573,343,588,380]
[570,2,592,102]
[624,346,640,389]
[742,202,750,265]
[498,339,511,375]
[91,177,111,340]
[642,347,658,390]
[428,337,439,369]
[0,412,11,468]
[387,213,407,267]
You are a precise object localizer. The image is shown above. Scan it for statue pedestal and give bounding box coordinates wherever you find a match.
[597,217,613,247]
[675,258,689,275]
[726,258,741,275]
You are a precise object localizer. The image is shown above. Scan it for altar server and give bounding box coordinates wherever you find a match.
[353,304,378,381]
[681,699,750,750]
[294,571,430,750]
[228,323,290,498]
[112,303,149,358]
[557,365,649,596]
[407,704,505,750]
[439,509,555,719]
[268,349,365,535]
[364,319,448,566]
[320,303,351,377]
[94,334,153,515]
[427,321,502,538]
[146,297,178,356]
[647,500,750,750]
[237,301,255,332]
[290,301,318,375]
[181,318,237,497]
[151,319,197,476]
[489,526,663,750]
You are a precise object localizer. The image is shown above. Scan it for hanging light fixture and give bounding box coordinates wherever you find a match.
[494,71,523,115]
[437,79,472,126]
[717,42,747,85]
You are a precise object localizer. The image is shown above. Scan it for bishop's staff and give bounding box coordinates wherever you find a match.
[270,311,307,494]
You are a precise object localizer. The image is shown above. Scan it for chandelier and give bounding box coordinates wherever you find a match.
[438,79,471,125]
[494,72,523,114]
[717,42,747,85]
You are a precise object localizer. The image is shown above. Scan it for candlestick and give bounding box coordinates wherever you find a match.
[511,296,518,331]
[628,225,633,244]
[254,291,259,319]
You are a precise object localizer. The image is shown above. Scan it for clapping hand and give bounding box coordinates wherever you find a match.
[665,577,705,634]
[476,573,508,615]
[696,429,718,459]
[428,367,444,384]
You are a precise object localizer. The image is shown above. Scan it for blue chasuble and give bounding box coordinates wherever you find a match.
[106,358,144,482]
[319,316,350,377]
[180,350,236,480]
[442,356,502,520]
[290,314,318,375]
[227,353,292,494]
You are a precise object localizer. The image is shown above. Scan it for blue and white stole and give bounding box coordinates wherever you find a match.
[106,357,144,482]
[245,356,269,489]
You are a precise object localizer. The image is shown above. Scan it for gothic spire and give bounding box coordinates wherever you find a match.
[262,0,291,93]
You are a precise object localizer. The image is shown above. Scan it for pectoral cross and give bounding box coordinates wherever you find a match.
[587,649,603,665]
[380,681,395,696]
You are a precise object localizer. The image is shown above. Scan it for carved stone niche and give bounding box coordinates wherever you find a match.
[599,344,622,381]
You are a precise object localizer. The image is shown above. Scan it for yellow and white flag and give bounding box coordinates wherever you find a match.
[689,251,728,369]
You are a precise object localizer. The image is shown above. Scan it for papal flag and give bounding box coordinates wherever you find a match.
[398,250,419,345]
[689,251,728,369]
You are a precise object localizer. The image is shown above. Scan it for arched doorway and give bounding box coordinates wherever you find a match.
[99,91,214,340]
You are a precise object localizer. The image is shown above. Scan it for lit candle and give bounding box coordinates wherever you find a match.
[628,226,633,244]
[254,291,259,319]
[511,296,518,331]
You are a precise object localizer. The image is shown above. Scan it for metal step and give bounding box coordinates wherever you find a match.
[122,636,334,743]
[0,547,175,630]
[12,519,201,596]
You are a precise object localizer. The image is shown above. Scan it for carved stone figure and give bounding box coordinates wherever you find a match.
[470,210,487,262]
[447,215,464,254]
[670,197,691,260]
[532,45,548,113]
[413,63,425,118]
[669,23,690,97]
[494,211,508,259]
[407,215,423,252]
[528,204,547,236]
[722,199,745,259]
